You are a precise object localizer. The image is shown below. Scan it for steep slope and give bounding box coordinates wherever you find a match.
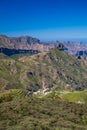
[0,48,87,92]
[20,48,87,91]
[0,53,24,90]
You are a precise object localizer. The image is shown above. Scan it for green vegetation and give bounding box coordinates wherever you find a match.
[60,90,87,104]
[0,95,87,130]
[0,48,87,91]
[0,49,87,129]
[10,53,31,61]
[0,89,25,103]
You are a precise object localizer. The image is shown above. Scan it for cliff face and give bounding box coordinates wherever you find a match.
[0,35,52,51]
[11,36,40,49]
[0,35,13,48]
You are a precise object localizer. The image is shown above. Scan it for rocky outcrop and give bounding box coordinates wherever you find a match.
[57,43,64,50]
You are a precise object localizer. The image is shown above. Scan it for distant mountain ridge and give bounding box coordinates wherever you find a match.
[0,34,53,51]
[1,34,87,57]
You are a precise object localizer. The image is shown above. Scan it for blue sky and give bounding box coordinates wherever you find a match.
[0,0,87,40]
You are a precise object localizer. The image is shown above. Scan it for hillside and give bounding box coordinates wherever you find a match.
[0,96,87,130]
[0,48,87,130]
[0,48,87,92]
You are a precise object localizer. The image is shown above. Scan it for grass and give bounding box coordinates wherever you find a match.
[61,90,87,103]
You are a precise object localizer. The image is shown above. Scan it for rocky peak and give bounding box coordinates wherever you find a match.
[12,36,40,44]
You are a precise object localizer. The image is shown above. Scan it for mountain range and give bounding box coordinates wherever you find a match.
[0,34,87,129]
[0,34,87,92]
[0,34,53,51]
[1,34,87,57]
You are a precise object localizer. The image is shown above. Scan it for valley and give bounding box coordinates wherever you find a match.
[0,35,87,129]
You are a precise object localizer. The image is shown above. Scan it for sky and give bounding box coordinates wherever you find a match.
[0,0,87,40]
